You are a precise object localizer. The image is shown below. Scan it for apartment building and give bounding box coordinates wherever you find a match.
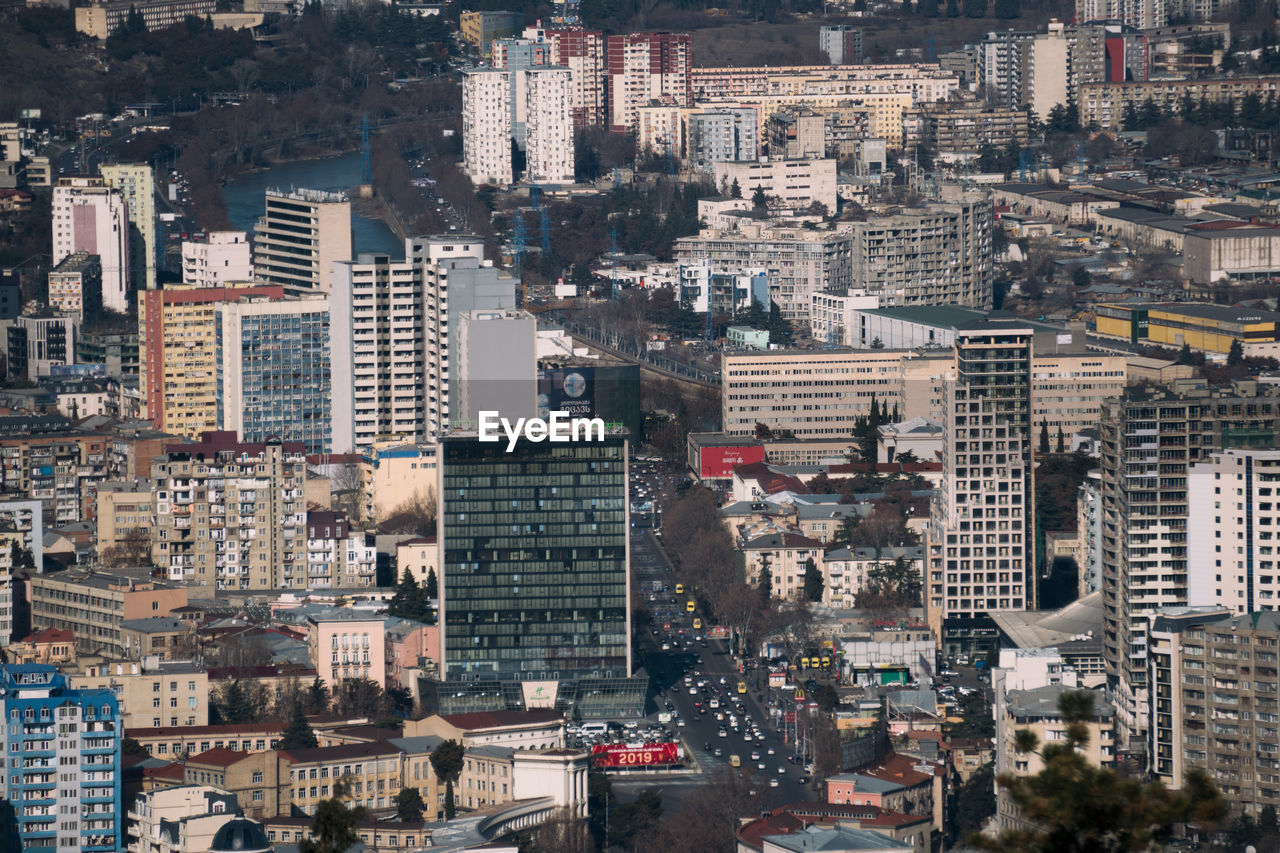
[48,251,102,320]
[711,159,838,212]
[925,106,1029,155]
[304,510,376,590]
[1080,74,1280,130]
[721,348,909,438]
[100,163,157,292]
[75,0,215,37]
[68,659,208,730]
[606,33,692,132]
[740,530,825,602]
[687,108,758,170]
[523,67,575,184]
[29,571,188,657]
[1076,469,1103,598]
[252,188,352,293]
[674,224,851,323]
[0,665,122,853]
[77,328,139,378]
[127,786,243,853]
[6,311,77,381]
[822,546,924,609]
[458,10,520,55]
[366,442,439,524]
[691,64,957,104]
[767,108,826,159]
[847,193,994,310]
[150,431,309,590]
[52,177,130,312]
[1188,448,1280,613]
[1148,609,1280,817]
[214,294,332,453]
[978,31,1034,110]
[307,613,387,689]
[1100,383,1280,747]
[635,103,685,162]
[128,722,285,761]
[181,232,253,287]
[462,70,513,186]
[138,282,287,436]
[1031,352,1127,439]
[820,25,864,65]
[926,321,1035,648]
[1075,0,1166,29]
[96,478,153,553]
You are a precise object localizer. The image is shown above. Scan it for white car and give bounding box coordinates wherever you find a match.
[751,751,761,761]
[769,778,779,788]
[767,747,776,755]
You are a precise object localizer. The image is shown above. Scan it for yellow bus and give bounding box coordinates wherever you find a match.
[729,754,741,768]
[692,618,702,630]
[686,600,696,613]
[737,681,747,694]
[675,584,684,594]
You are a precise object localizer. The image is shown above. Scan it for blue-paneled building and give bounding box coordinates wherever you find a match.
[0,664,122,853]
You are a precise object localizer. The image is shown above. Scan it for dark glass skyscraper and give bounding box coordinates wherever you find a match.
[440,434,631,684]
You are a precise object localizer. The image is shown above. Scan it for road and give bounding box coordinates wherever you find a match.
[613,529,813,811]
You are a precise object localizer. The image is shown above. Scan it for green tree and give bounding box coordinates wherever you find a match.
[963,0,986,16]
[279,702,319,751]
[1228,338,1244,366]
[951,763,997,842]
[306,676,330,715]
[429,740,466,820]
[751,186,768,211]
[729,177,742,199]
[1055,427,1065,454]
[212,679,256,724]
[993,0,1018,17]
[394,787,426,822]
[1039,419,1050,454]
[122,736,150,757]
[802,557,824,602]
[870,336,885,349]
[758,554,773,606]
[1176,342,1195,365]
[425,568,438,601]
[301,780,365,853]
[974,690,1226,851]
[388,567,428,622]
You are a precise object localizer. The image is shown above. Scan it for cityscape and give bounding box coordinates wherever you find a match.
[1,0,1280,849]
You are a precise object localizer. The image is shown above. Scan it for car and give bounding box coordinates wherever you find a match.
[767,747,776,755]
[757,761,767,770]
[751,751,760,760]
[777,767,786,775]
[769,778,779,788]
[714,747,723,757]
[677,718,686,727]
[719,728,728,737]
[689,687,698,695]
[798,775,811,785]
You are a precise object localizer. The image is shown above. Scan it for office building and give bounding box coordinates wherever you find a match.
[606,32,692,132]
[1099,383,1280,746]
[47,252,102,320]
[52,177,130,313]
[252,188,352,293]
[1148,609,1280,817]
[462,70,514,186]
[712,159,838,212]
[687,108,758,171]
[847,194,994,309]
[150,431,308,590]
[1188,448,1280,613]
[29,571,188,657]
[819,25,863,65]
[925,321,1036,649]
[182,231,253,287]
[100,163,157,292]
[674,224,851,323]
[7,311,78,381]
[75,0,214,37]
[214,294,331,453]
[437,434,643,717]
[0,664,122,853]
[546,27,606,128]
[139,282,286,438]
[523,68,575,184]
[455,309,538,429]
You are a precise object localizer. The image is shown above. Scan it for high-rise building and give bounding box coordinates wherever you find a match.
[1075,0,1166,30]
[1099,383,1280,746]
[455,308,538,429]
[330,250,429,453]
[524,68,575,184]
[437,433,641,716]
[606,32,692,133]
[100,163,157,292]
[688,108,758,170]
[181,231,253,287]
[150,431,308,590]
[463,70,514,186]
[52,177,130,313]
[926,320,1035,654]
[214,294,331,453]
[546,27,606,128]
[138,282,286,438]
[252,188,352,292]
[819,25,863,65]
[491,31,553,149]
[978,30,1034,110]
[47,251,102,320]
[1188,448,1280,613]
[0,664,122,853]
[6,311,78,381]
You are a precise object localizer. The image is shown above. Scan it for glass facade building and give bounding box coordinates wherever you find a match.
[440,435,631,683]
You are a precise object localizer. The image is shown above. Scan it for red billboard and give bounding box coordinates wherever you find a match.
[699,444,766,480]
[591,742,680,768]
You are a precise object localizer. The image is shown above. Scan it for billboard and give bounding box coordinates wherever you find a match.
[591,742,680,768]
[706,625,730,640]
[537,364,642,437]
[698,444,766,480]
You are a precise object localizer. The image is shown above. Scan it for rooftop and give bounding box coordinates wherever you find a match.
[1006,684,1113,720]
[862,304,987,328]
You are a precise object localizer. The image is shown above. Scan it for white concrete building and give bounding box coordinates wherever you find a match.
[181,231,252,287]
[1027,23,1071,122]
[1076,469,1102,599]
[101,163,157,292]
[512,750,592,817]
[711,158,838,213]
[1188,448,1280,613]
[524,68,575,184]
[462,70,514,186]
[253,188,352,293]
[52,177,130,312]
[876,417,944,464]
[127,785,240,853]
[823,546,924,610]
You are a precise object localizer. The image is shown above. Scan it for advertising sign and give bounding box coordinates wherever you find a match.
[520,681,559,709]
[698,444,766,480]
[591,742,680,768]
[538,367,595,419]
[706,625,730,640]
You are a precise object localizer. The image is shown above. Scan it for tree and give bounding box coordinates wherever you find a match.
[279,702,319,751]
[388,567,431,623]
[1055,426,1065,454]
[994,0,1018,16]
[429,740,465,820]
[729,178,742,199]
[1228,338,1244,366]
[758,554,774,605]
[212,679,259,724]
[751,186,768,212]
[802,557,824,602]
[869,336,885,349]
[1039,419,1050,455]
[1177,342,1195,365]
[952,763,997,843]
[122,736,150,757]
[425,567,438,601]
[963,0,986,16]
[919,0,940,15]
[394,787,426,822]
[302,780,363,853]
[973,690,1227,851]
[306,676,330,715]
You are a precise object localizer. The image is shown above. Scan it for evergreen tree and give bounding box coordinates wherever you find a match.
[802,557,824,602]
[425,568,438,601]
[730,178,742,199]
[993,0,1018,17]
[429,740,466,820]
[1228,339,1244,365]
[963,0,986,17]
[302,781,363,853]
[751,186,768,211]
[1055,426,1065,454]
[388,568,427,622]
[280,702,319,751]
[306,676,330,714]
[394,787,426,822]
[1177,342,1195,365]
[1038,420,1050,455]
[1121,102,1140,131]
[870,336,884,348]
[946,0,960,15]
[758,554,773,606]
[214,680,255,724]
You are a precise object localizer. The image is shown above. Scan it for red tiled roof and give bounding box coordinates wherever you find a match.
[20,628,74,644]
[784,801,930,827]
[142,762,186,780]
[860,751,942,785]
[186,747,250,768]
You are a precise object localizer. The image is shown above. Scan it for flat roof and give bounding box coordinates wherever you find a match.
[1147,302,1280,324]
[861,304,987,327]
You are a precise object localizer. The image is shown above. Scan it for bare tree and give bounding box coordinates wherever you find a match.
[331,463,366,523]
[99,528,152,569]
[530,807,592,853]
[378,488,437,536]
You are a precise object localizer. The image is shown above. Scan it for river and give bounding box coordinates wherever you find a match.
[221,150,403,257]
